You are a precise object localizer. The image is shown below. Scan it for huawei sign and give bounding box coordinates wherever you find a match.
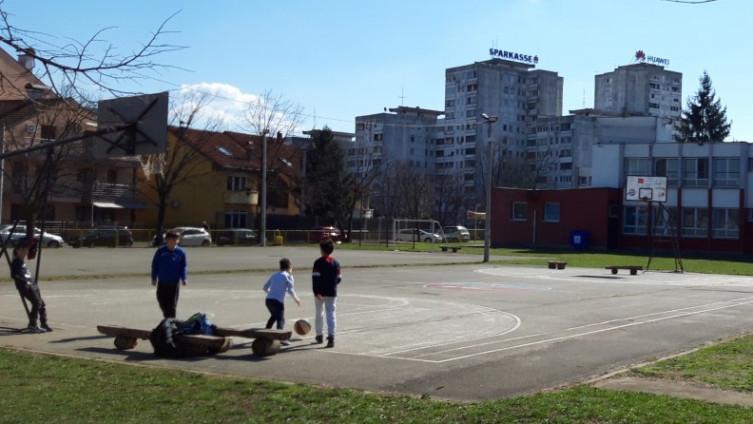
[634,49,670,66]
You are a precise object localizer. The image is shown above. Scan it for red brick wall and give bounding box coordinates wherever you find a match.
[491,187,620,249]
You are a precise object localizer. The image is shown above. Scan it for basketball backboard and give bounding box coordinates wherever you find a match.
[626,176,667,202]
[93,92,168,158]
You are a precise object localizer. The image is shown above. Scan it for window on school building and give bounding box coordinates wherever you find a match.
[712,208,739,239]
[713,158,739,188]
[544,202,560,223]
[683,158,709,187]
[654,158,679,187]
[624,158,651,176]
[512,202,528,221]
[623,205,648,235]
[652,207,678,237]
[682,207,708,238]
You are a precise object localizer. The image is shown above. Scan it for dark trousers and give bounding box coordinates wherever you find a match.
[156,282,180,318]
[17,284,47,326]
[265,298,285,330]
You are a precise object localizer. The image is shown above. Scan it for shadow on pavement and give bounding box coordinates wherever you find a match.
[575,275,625,280]
[50,335,110,344]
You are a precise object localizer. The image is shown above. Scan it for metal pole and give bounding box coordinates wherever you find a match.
[0,124,5,224]
[260,130,268,247]
[484,141,493,263]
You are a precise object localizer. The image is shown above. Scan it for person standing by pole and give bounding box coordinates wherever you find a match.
[10,239,50,332]
[151,231,187,318]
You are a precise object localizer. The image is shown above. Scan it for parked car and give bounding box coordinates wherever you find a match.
[170,227,212,247]
[443,225,471,242]
[395,228,443,243]
[315,226,344,242]
[70,227,134,248]
[0,225,65,248]
[216,228,258,246]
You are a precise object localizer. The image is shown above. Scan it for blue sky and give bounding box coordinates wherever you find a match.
[6,0,752,139]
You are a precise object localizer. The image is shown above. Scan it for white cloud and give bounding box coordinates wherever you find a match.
[172,82,258,130]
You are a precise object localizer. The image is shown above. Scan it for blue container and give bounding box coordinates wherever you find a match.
[570,230,590,250]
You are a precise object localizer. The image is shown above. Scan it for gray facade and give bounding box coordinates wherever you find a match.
[531,110,677,189]
[442,59,564,198]
[595,63,682,120]
[352,106,442,177]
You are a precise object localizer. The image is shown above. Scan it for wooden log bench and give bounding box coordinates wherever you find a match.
[440,245,462,253]
[605,265,643,276]
[97,325,291,357]
[547,261,567,270]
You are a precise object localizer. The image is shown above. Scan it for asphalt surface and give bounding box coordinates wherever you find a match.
[2,250,753,401]
[6,245,488,279]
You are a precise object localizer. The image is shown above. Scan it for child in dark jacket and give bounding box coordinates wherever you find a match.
[312,239,341,348]
[10,242,50,332]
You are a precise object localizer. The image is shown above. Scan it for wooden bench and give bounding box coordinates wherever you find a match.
[547,261,567,270]
[605,265,643,276]
[97,325,291,357]
[440,245,462,253]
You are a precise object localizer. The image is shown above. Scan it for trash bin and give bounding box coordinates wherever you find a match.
[570,230,590,251]
[273,230,284,246]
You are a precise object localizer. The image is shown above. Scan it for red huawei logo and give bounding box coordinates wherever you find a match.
[635,50,646,61]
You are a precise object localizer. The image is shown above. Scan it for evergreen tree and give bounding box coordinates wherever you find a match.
[304,127,354,232]
[675,71,731,143]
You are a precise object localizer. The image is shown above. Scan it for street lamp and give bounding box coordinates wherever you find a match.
[260,129,269,246]
[481,113,498,263]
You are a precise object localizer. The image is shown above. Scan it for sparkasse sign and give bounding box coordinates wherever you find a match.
[635,50,670,66]
[489,48,539,65]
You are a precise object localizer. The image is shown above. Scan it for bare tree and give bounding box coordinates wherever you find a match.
[140,95,217,243]
[0,2,182,102]
[0,3,180,238]
[244,90,303,232]
[376,162,433,220]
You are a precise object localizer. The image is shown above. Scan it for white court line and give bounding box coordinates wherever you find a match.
[422,298,753,364]
[562,295,753,332]
[407,296,753,359]
[377,312,521,356]
[380,296,753,358]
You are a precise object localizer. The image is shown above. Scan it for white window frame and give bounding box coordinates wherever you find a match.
[625,158,651,176]
[654,158,679,187]
[713,158,739,188]
[624,205,648,235]
[683,158,709,188]
[712,208,739,239]
[226,175,247,192]
[682,207,708,238]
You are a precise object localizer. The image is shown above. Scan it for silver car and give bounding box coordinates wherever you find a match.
[395,228,443,243]
[170,227,212,247]
[0,224,65,248]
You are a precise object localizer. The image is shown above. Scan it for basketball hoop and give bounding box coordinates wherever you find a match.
[626,176,667,203]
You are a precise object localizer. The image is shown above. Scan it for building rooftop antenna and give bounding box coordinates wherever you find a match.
[399,87,406,106]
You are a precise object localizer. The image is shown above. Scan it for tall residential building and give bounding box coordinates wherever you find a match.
[442,58,563,200]
[595,62,682,120]
[353,106,443,176]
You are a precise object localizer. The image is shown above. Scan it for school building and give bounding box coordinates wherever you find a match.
[491,141,753,254]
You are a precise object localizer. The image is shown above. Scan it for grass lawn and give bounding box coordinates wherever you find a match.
[338,242,753,276]
[3,349,753,423]
[636,334,753,392]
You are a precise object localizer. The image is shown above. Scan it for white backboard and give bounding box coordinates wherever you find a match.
[93,92,168,158]
[626,176,667,202]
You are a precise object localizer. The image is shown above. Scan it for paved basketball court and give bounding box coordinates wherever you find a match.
[2,248,753,400]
